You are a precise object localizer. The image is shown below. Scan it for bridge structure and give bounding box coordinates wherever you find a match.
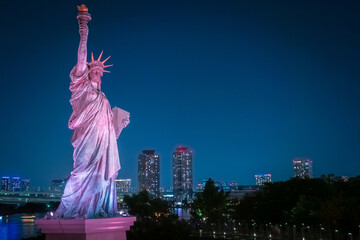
[0,191,61,204]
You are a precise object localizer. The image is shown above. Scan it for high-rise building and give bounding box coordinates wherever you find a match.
[115,179,131,193]
[1,177,10,192]
[173,146,193,202]
[21,179,30,192]
[138,150,160,197]
[12,177,21,191]
[50,179,65,192]
[293,157,313,179]
[255,174,272,185]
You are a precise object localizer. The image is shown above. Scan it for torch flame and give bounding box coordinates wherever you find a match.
[77,4,88,12]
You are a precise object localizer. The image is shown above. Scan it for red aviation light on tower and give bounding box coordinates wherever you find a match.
[177,146,185,153]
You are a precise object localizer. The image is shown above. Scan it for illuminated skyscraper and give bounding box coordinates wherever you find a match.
[138,150,160,197]
[12,177,21,191]
[255,174,272,185]
[115,179,132,193]
[173,146,193,202]
[21,179,30,192]
[293,157,313,179]
[1,177,10,192]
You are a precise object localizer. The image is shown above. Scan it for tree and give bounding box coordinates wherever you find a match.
[123,191,190,240]
[290,195,321,224]
[123,190,153,219]
[191,178,230,225]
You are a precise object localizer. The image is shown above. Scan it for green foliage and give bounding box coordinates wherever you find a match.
[124,190,152,218]
[127,216,190,240]
[290,195,321,224]
[191,178,230,224]
[232,176,360,233]
[123,190,170,219]
[124,191,190,240]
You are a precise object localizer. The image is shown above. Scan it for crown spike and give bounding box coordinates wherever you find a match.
[103,70,111,73]
[102,56,111,64]
[104,64,113,68]
[91,52,94,62]
[97,51,103,61]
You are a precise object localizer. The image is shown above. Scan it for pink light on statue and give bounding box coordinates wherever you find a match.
[54,4,130,219]
[35,5,137,240]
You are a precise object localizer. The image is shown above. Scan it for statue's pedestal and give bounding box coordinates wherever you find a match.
[35,217,136,240]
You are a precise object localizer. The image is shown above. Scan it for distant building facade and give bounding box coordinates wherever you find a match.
[196,183,204,191]
[172,146,193,202]
[255,174,272,185]
[12,177,21,191]
[21,179,30,192]
[229,181,239,190]
[138,150,160,197]
[115,179,131,193]
[293,157,313,178]
[320,174,349,182]
[215,180,229,191]
[341,176,349,182]
[50,179,65,192]
[1,177,10,192]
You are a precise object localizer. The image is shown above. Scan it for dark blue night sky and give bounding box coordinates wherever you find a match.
[0,0,359,189]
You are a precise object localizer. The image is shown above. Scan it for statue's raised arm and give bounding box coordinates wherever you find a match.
[75,4,91,76]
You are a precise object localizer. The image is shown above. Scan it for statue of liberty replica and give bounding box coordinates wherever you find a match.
[55,4,130,219]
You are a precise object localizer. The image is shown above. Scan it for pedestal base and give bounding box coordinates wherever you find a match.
[35,217,136,240]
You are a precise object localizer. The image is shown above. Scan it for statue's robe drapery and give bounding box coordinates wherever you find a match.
[55,66,120,218]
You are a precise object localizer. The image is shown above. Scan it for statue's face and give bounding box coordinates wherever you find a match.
[89,68,103,83]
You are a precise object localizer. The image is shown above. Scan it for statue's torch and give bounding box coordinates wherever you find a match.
[77,4,91,24]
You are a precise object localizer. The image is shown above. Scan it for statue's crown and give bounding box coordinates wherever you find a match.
[88,51,112,73]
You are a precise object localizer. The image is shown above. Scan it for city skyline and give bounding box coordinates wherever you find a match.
[0,147,354,190]
[0,1,359,189]
[0,147,356,189]
[0,167,353,194]
[0,155,352,192]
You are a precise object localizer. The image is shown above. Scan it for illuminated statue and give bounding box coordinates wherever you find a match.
[55,5,130,219]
